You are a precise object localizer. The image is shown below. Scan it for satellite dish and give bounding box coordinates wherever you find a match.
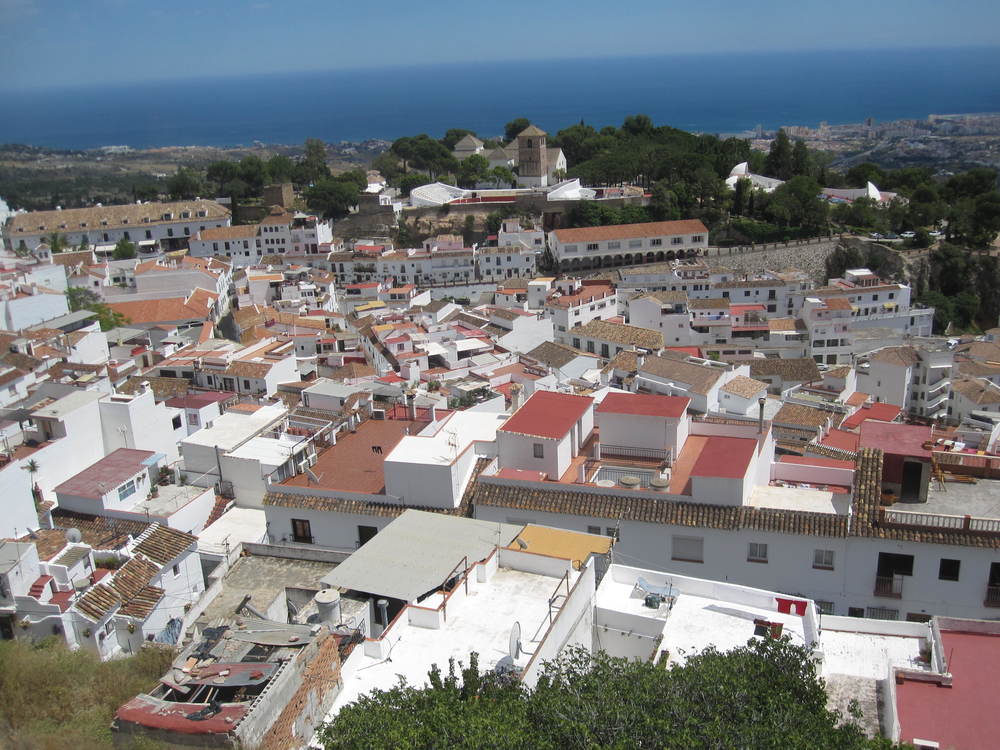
[65,528,82,544]
[508,621,522,660]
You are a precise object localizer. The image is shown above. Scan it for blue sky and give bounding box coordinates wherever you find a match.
[2,0,999,90]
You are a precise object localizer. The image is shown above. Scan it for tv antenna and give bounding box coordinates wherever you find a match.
[305,468,323,485]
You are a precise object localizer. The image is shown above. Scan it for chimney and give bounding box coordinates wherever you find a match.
[758,397,766,434]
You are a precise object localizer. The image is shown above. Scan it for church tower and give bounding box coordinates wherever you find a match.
[516,124,549,188]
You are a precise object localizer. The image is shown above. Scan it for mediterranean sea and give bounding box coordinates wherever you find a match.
[3,47,1000,150]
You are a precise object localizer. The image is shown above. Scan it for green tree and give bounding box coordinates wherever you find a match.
[298,138,331,185]
[489,166,515,188]
[504,117,531,143]
[112,238,136,260]
[304,177,359,220]
[792,139,811,177]
[46,232,69,253]
[371,151,403,182]
[846,162,887,188]
[265,154,297,183]
[397,172,432,197]
[764,129,794,180]
[318,639,889,750]
[65,287,128,331]
[457,154,490,188]
[166,167,203,200]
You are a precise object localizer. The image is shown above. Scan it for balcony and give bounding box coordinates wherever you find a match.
[874,575,903,598]
[985,586,1000,608]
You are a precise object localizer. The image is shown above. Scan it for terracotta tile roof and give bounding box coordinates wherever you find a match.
[955,341,1000,363]
[132,525,195,566]
[118,376,190,400]
[225,360,272,379]
[637,290,688,304]
[9,200,229,236]
[956,359,1000,378]
[868,345,920,367]
[951,376,1000,406]
[748,358,821,383]
[51,509,150,550]
[5,529,69,561]
[768,318,807,333]
[525,341,597,369]
[714,278,785,289]
[76,583,120,620]
[720,376,768,399]
[601,349,639,375]
[327,362,375,380]
[638,355,725,395]
[197,224,259,241]
[689,297,730,310]
[573,319,663,350]
[552,219,708,244]
[773,403,831,430]
[0,351,44,372]
[818,297,853,311]
[105,293,215,325]
[471,479,847,537]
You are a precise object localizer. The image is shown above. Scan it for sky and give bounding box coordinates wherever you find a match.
[2,0,999,91]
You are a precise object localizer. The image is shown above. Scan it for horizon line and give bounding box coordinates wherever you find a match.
[2,43,998,96]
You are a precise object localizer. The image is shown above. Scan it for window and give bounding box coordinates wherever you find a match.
[867,607,899,621]
[628,239,643,249]
[572,338,581,349]
[291,518,313,544]
[691,235,704,243]
[172,564,180,578]
[171,415,182,430]
[848,607,865,618]
[607,241,621,249]
[939,558,961,581]
[533,443,544,459]
[605,527,619,541]
[747,543,768,562]
[815,600,835,615]
[587,525,601,535]
[813,549,834,570]
[600,344,610,358]
[188,413,199,426]
[586,243,599,251]
[671,236,683,245]
[117,479,136,501]
[672,535,703,563]
[650,238,663,247]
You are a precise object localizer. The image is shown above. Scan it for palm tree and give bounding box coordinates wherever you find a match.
[23,459,40,504]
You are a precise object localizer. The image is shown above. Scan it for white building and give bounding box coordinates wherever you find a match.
[5,200,230,253]
[548,220,709,272]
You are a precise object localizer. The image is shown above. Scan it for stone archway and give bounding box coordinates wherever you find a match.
[666,251,676,261]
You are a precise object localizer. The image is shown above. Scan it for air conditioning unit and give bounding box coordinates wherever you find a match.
[371,409,386,420]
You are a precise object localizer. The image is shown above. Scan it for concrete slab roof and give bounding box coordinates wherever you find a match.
[320,510,522,602]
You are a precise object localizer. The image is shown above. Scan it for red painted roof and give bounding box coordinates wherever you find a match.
[896,630,1000,750]
[596,392,689,419]
[859,421,932,459]
[690,436,757,479]
[54,448,157,500]
[499,391,593,440]
[165,392,235,409]
[820,429,860,452]
[841,402,902,430]
[116,695,248,735]
[377,373,405,383]
[779,455,854,470]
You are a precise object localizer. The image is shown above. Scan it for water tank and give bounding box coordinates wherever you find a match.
[315,588,341,628]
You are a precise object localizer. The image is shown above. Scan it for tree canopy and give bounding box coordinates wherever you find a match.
[66,287,128,331]
[318,638,893,750]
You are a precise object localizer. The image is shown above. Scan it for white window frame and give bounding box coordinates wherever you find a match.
[813,549,834,570]
[747,542,768,563]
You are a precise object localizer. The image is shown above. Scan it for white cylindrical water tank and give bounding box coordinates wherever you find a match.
[315,588,341,628]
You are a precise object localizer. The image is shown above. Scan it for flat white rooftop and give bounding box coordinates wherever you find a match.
[326,566,575,717]
[748,484,851,515]
[660,591,809,665]
[386,411,507,465]
[129,483,212,518]
[226,434,305,466]
[197,507,267,552]
[181,403,286,450]
[820,628,927,680]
